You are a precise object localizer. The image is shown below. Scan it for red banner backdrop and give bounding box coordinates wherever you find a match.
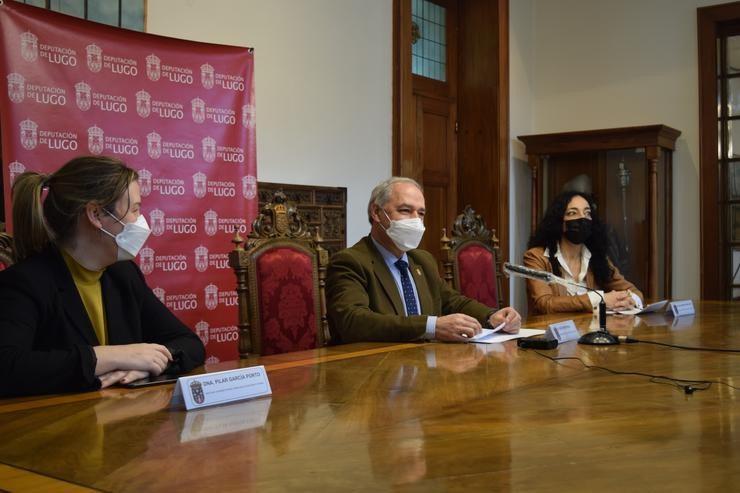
[0,1,257,363]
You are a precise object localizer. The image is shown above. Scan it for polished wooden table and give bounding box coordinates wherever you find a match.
[1,301,739,492]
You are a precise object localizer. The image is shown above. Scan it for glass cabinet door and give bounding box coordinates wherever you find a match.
[719,32,740,299]
[519,124,679,301]
[540,147,668,299]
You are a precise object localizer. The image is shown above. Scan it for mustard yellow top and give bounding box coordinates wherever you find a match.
[61,249,107,345]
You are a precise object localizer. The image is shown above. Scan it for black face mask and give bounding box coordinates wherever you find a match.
[563,218,592,245]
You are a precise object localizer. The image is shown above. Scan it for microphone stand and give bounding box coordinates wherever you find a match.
[569,282,618,345]
[551,277,618,345]
[503,263,619,346]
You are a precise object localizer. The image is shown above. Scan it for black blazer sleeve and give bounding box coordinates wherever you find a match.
[0,249,205,397]
[105,261,205,374]
[0,261,99,396]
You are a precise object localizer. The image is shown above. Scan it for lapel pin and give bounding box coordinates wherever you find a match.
[415,267,422,276]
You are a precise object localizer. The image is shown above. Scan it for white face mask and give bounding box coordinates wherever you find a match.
[382,210,425,252]
[101,211,151,261]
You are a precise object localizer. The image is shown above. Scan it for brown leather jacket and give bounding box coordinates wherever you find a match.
[523,246,643,315]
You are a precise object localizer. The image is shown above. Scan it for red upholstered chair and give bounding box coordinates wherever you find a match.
[441,206,505,308]
[0,233,16,271]
[229,191,329,358]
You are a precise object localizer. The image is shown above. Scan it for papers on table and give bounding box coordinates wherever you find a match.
[468,328,546,344]
[608,299,668,316]
[468,321,505,342]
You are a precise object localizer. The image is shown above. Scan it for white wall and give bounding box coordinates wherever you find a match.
[510,0,720,310]
[146,0,392,245]
[509,0,535,313]
[148,0,715,307]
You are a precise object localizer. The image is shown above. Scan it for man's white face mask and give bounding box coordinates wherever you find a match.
[382,209,425,252]
[100,210,152,261]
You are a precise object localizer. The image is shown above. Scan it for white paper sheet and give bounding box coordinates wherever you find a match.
[468,328,546,344]
[608,299,668,316]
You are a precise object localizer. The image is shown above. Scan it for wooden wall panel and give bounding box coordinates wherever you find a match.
[257,182,346,256]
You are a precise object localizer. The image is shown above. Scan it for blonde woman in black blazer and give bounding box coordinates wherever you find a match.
[0,156,204,397]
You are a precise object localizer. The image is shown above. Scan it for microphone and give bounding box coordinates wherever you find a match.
[502,262,554,283]
[503,262,618,346]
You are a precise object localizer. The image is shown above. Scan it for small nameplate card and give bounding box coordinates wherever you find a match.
[668,299,695,318]
[171,366,272,411]
[544,320,580,343]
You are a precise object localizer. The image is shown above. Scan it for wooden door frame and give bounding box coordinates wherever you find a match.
[698,2,740,300]
[496,0,510,291]
[393,0,416,180]
[392,0,510,300]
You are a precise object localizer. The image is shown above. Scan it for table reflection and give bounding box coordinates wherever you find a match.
[317,342,516,489]
[95,387,171,425]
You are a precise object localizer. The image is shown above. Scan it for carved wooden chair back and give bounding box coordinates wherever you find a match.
[441,205,505,308]
[229,190,329,357]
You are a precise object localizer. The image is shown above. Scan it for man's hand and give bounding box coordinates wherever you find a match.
[488,307,521,334]
[434,314,483,342]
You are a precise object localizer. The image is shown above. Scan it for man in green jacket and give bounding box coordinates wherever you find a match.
[326,177,521,343]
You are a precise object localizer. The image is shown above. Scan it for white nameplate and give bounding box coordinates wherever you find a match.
[544,319,580,343]
[171,366,272,411]
[668,299,695,318]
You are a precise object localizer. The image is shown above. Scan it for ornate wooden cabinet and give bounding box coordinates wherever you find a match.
[518,125,681,300]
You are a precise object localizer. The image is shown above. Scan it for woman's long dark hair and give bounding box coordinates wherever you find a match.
[527,191,613,287]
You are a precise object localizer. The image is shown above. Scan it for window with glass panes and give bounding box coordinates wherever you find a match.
[20,0,144,31]
[411,0,446,82]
